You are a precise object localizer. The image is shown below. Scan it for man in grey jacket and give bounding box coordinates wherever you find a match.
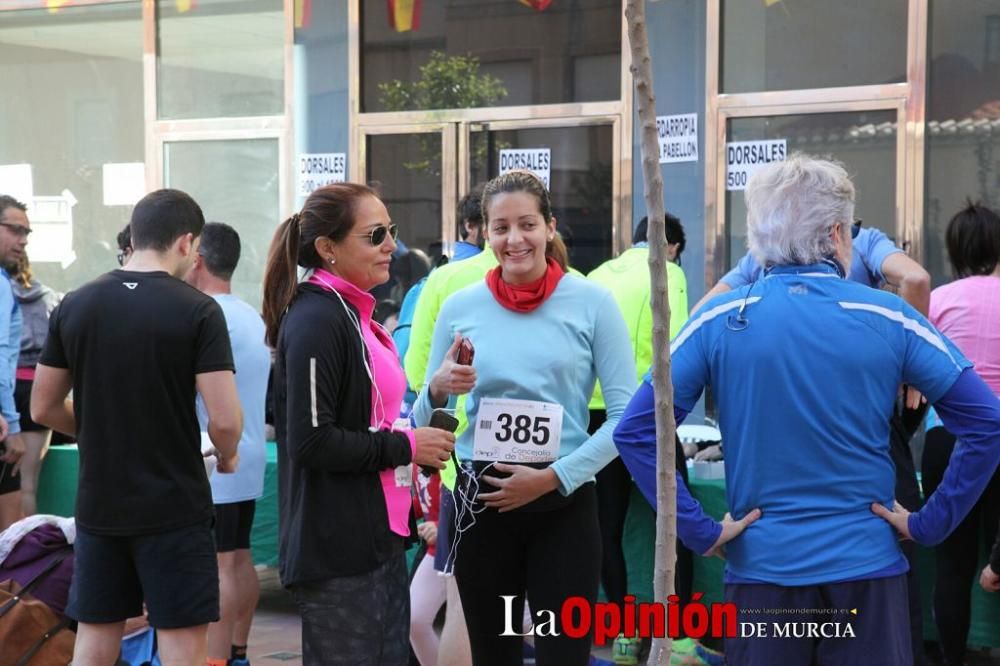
[0,194,27,531]
[9,256,60,517]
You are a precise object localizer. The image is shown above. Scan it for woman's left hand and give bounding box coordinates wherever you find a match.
[480,463,561,513]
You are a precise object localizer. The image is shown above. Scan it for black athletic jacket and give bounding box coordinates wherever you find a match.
[273,284,413,586]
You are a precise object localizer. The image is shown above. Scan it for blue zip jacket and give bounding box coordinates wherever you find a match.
[615,262,1000,585]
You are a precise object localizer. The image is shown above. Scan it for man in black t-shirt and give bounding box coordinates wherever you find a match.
[31,189,243,665]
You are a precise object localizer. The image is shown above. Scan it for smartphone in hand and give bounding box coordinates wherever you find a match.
[429,408,459,433]
[421,408,460,476]
[457,338,475,366]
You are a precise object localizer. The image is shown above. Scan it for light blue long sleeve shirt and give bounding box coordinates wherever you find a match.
[0,270,21,435]
[412,275,636,494]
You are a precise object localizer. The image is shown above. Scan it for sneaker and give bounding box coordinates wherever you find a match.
[694,641,725,666]
[669,638,703,665]
[612,633,641,665]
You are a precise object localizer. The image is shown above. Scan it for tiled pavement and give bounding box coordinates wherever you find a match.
[246,568,302,664]
[243,567,617,665]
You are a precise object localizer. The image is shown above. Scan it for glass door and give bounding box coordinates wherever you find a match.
[359,123,454,304]
[712,101,907,277]
[162,137,282,308]
[465,117,618,274]
[360,124,455,267]
[360,116,621,302]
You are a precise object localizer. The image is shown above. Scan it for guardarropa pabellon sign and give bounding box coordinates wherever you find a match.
[298,153,346,196]
[725,140,786,191]
[657,114,698,164]
[499,149,551,189]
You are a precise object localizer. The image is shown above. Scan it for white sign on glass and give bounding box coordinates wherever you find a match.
[0,164,34,205]
[657,114,698,164]
[102,162,146,206]
[298,153,346,196]
[498,149,551,189]
[725,140,787,191]
[29,189,77,268]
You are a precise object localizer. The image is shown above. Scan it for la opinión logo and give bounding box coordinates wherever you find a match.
[499,593,738,645]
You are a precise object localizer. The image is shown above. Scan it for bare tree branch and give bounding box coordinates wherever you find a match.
[624,1,678,665]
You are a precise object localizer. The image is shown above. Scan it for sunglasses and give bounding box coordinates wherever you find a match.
[0,222,31,238]
[354,223,398,246]
[851,219,863,239]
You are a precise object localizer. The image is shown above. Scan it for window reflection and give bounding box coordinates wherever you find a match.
[721,0,907,93]
[0,1,143,294]
[164,140,280,308]
[361,0,621,112]
[726,111,897,269]
[366,133,444,270]
[157,0,284,119]
[924,0,1000,284]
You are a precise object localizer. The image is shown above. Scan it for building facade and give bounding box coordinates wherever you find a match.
[1,0,998,309]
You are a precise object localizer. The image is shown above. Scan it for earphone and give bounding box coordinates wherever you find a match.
[727,280,757,332]
[312,271,386,431]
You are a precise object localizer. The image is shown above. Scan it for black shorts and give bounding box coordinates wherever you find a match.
[214,499,256,552]
[0,458,19,495]
[0,437,19,494]
[66,520,219,628]
[14,378,47,432]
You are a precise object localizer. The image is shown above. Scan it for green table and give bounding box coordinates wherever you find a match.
[36,443,282,567]
[36,446,999,648]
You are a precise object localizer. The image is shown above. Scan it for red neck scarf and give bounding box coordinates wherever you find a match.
[486,256,565,313]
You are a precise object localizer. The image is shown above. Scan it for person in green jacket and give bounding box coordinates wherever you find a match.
[588,213,711,663]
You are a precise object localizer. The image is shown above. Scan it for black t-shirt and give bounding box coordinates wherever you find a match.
[39,270,234,535]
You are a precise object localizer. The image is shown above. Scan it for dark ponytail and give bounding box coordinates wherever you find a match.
[549,232,569,272]
[262,213,302,347]
[261,182,379,347]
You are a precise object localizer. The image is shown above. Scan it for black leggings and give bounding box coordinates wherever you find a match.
[888,407,926,666]
[921,426,1000,666]
[590,410,693,610]
[454,483,601,666]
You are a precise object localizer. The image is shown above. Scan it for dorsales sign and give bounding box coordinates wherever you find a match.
[657,114,698,164]
[298,153,346,196]
[499,149,551,189]
[725,140,786,190]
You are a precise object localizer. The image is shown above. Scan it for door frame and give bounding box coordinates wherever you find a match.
[359,115,625,258]
[709,96,907,275]
[703,0,928,290]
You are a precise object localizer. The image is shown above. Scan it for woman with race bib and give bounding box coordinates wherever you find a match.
[413,170,635,665]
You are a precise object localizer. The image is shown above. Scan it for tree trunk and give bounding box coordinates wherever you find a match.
[624,2,677,666]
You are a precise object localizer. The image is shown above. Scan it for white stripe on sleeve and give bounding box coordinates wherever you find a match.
[837,301,962,370]
[310,357,318,427]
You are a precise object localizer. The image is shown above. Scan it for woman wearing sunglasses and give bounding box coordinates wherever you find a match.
[262,183,457,665]
[414,170,636,665]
